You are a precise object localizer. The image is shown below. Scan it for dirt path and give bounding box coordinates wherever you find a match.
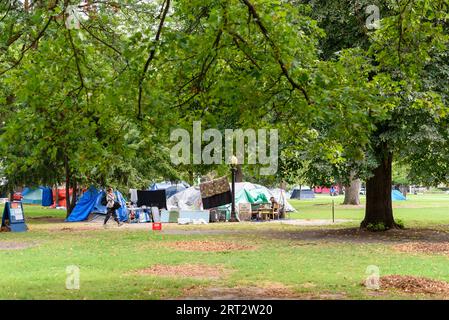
[268,219,353,226]
[0,241,39,250]
[179,283,347,300]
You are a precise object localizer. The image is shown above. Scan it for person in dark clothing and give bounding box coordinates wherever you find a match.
[270,196,278,209]
[104,187,122,227]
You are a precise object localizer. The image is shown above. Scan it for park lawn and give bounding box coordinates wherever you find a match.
[289,194,449,227]
[0,194,449,300]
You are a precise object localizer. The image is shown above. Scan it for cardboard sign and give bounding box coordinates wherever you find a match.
[2,201,27,232]
[238,203,252,221]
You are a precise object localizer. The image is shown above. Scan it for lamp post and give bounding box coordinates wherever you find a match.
[230,155,238,222]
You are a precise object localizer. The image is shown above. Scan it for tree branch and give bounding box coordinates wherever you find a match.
[67,29,85,93]
[0,0,12,23]
[0,16,53,76]
[239,0,312,105]
[137,0,171,119]
[229,32,261,70]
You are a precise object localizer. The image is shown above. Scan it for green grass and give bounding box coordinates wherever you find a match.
[1,194,449,300]
[289,194,449,227]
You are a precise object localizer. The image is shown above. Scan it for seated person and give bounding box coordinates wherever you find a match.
[270,197,278,209]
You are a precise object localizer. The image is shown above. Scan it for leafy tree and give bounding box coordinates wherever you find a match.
[297,0,449,228]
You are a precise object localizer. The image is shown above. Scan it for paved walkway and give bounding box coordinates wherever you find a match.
[267,219,353,226]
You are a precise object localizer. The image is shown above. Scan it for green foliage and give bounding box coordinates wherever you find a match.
[392,163,412,186]
[283,0,449,193]
[0,0,448,204]
[395,219,405,229]
[366,219,404,231]
[366,222,388,232]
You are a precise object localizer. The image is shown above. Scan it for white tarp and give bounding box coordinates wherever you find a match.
[166,182,296,212]
[270,188,295,211]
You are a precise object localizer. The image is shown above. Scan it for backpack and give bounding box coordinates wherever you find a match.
[101,194,107,206]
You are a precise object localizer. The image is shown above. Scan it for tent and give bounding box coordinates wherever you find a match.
[290,186,315,200]
[166,182,296,213]
[22,187,53,206]
[66,187,128,222]
[314,186,341,194]
[51,188,73,208]
[150,181,190,199]
[166,186,203,211]
[392,190,406,201]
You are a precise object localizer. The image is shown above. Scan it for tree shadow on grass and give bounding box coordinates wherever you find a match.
[260,227,449,244]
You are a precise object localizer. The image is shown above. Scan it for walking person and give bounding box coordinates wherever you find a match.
[103,187,123,228]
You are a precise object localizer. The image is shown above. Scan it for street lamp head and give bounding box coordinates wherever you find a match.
[230,155,238,167]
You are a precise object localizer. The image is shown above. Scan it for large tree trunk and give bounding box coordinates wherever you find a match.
[54,184,59,207]
[361,144,397,229]
[9,187,14,202]
[64,155,72,218]
[69,177,77,214]
[343,176,361,205]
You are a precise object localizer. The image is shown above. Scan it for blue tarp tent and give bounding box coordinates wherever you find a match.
[392,190,406,201]
[66,187,128,222]
[22,187,53,206]
[41,188,53,206]
[150,181,190,199]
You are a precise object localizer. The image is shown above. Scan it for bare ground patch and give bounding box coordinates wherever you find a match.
[268,219,353,226]
[363,275,449,297]
[180,282,346,300]
[162,229,244,236]
[59,226,99,232]
[132,264,232,280]
[28,216,65,223]
[263,227,449,244]
[393,242,449,256]
[165,240,258,252]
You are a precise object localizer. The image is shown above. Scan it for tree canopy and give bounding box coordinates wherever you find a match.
[1,0,448,225]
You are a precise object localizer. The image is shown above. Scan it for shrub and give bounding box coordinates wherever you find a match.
[395,219,405,229]
[366,222,387,232]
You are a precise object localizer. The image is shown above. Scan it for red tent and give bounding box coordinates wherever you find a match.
[314,186,341,194]
[51,188,73,208]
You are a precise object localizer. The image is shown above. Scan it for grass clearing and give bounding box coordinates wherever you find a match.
[1,194,449,299]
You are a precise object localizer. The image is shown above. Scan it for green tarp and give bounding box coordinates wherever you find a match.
[235,188,269,204]
[217,188,270,219]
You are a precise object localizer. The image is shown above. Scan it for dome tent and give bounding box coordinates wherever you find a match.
[290,186,315,200]
[22,187,53,206]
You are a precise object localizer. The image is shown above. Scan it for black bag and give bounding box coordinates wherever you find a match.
[101,195,107,206]
[112,201,121,210]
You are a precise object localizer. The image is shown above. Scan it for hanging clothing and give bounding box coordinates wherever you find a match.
[129,189,138,204]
